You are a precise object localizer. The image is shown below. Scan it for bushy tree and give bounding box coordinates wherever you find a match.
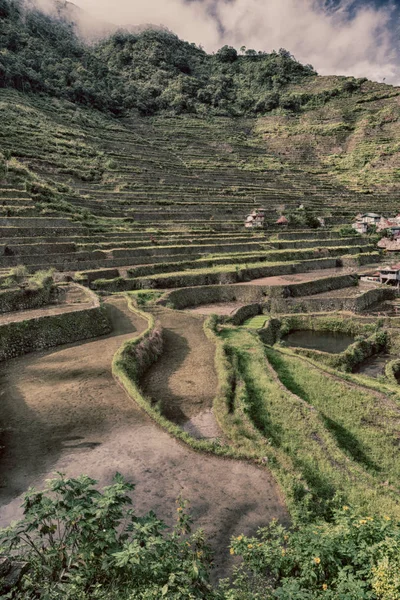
[0,0,320,116]
[216,45,238,63]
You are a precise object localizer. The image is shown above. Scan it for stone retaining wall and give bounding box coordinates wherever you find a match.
[0,291,111,361]
[158,274,358,309]
[137,257,339,289]
[158,284,268,309]
[229,303,261,325]
[270,286,395,314]
[0,284,54,314]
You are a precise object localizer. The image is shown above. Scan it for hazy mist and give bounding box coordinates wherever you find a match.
[55,0,400,84]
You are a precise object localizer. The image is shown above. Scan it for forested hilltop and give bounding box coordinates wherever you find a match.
[0,0,373,116]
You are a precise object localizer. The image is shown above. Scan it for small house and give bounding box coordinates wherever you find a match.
[276,215,288,226]
[245,208,265,229]
[352,221,368,234]
[379,264,400,284]
[361,213,381,225]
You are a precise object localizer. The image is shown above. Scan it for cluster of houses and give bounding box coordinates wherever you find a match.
[352,212,400,236]
[244,206,324,229]
[353,212,400,252]
[245,208,291,229]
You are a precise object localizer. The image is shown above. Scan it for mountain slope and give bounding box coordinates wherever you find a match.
[1,0,400,221]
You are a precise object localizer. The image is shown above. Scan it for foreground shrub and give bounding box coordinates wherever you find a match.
[2,477,400,599]
[0,474,215,599]
[224,507,400,599]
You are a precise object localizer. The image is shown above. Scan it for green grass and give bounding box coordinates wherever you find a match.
[267,347,400,487]
[243,315,269,328]
[216,326,400,521]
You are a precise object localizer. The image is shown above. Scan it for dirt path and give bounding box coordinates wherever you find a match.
[141,306,223,440]
[0,297,287,577]
[239,267,356,286]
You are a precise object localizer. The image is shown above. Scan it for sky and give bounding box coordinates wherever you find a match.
[72,0,400,84]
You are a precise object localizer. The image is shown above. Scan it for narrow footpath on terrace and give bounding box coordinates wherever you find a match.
[0,296,287,577]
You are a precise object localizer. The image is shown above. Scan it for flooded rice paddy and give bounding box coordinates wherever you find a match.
[282,330,355,354]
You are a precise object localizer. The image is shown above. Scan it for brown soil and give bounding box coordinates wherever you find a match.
[141,306,222,440]
[240,263,383,287]
[186,302,245,316]
[0,296,287,578]
[240,266,357,286]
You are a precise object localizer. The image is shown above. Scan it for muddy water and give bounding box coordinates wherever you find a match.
[355,354,391,378]
[282,330,355,354]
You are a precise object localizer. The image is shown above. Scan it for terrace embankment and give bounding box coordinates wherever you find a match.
[0,283,95,325]
[239,265,370,286]
[0,295,287,578]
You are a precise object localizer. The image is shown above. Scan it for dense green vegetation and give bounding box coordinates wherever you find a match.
[216,326,400,522]
[3,474,400,599]
[0,0,374,117]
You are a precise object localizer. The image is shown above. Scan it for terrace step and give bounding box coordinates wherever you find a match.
[0,189,31,199]
[0,227,89,237]
[0,217,76,227]
[1,242,76,256]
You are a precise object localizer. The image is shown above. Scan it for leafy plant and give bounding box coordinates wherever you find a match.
[0,473,215,599]
[224,506,400,599]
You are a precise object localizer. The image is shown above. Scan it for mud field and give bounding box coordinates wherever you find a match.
[241,266,362,286]
[185,301,245,316]
[0,296,287,577]
[141,306,222,439]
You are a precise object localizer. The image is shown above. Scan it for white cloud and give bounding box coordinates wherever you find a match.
[73,0,399,84]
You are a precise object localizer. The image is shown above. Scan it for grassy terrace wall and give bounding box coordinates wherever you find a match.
[230,303,262,325]
[385,359,400,384]
[270,286,396,314]
[213,325,400,520]
[341,252,381,267]
[119,245,373,279]
[75,268,120,285]
[1,242,76,256]
[269,273,358,298]
[0,284,54,313]
[112,298,233,455]
[158,285,269,309]
[113,303,164,384]
[0,293,111,361]
[273,238,369,249]
[158,274,358,310]
[111,241,267,259]
[132,257,340,290]
[275,231,358,241]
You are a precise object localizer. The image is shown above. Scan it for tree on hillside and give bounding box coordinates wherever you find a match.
[216,45,238,63]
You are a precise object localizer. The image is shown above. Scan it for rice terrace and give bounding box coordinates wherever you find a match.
[2,0,400,597]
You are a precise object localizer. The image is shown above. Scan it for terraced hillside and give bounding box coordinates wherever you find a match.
[3,5,400,596]
[0,77,395,282]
